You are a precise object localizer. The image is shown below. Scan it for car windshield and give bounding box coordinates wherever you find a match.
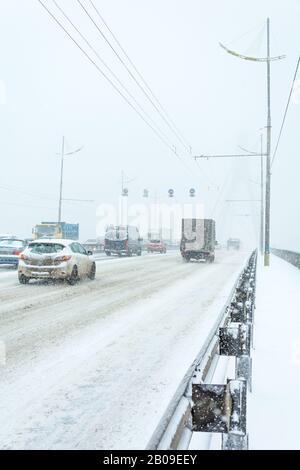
[150,240,161,243]
[35,225,57,237]
[28,243,64,254]
[0,239,24,247]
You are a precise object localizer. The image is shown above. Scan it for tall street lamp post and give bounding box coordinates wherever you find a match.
[57,136,83,223]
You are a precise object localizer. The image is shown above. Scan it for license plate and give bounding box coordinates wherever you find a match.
[31,271,50,277]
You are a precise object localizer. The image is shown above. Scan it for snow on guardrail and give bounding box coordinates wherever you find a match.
[147,250,257,451]
[271,248,300,269]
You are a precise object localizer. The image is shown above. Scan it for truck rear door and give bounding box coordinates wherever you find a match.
[183,219,205,251]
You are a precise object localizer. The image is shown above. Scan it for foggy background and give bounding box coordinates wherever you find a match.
[0,0,299,249]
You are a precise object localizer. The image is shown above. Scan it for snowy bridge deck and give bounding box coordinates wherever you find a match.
[0,250,299,450]
[0,249,249,450]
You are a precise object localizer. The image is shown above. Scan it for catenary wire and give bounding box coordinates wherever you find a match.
[38,0,189,168]
[52,0,175,149]
[88,0,192,152]
[76,0,191,153]
[272,55,300,167]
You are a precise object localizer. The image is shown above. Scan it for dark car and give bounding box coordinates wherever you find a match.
[0,238,27,268]
[104,225,142,257]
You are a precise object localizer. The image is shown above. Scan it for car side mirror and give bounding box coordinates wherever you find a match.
[87,250,93,256]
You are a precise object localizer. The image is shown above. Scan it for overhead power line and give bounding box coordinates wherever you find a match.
[194,159,220,189]
[271,55,300,167]
[0,183,92,206]
[51,0,174,149]
[0,183,56,200]
[0,200,57,211]
[76,0,191,153]
[87,0,192,153]
[38,0,199,180]
[37,0,185,165]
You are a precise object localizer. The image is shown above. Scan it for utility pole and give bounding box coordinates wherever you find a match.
[57,137,83,223]
[58,136,65,224]
[260,133,264,255]
[195,151,267,250]
[218,21,285,265]
[226,199,262,248]
[120,170,135,225]
[120,170,125,225]
[121,170,124,195]
[120,170,135,197]
[238,132,265,255]
[264,18,271,266]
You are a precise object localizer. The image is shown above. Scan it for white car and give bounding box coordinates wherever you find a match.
[18,239,96,285]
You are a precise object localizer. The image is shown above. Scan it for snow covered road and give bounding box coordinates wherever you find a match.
[0,249,249,449]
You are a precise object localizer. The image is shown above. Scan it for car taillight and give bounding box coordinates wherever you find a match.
[13,250,21,256]
[54,255,72,264]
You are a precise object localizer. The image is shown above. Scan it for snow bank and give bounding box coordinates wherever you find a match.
[248,255,300,450]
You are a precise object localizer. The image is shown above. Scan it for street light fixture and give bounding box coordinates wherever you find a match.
[120,170,136,197]
[220,19,285,266]
[57,136,84,223]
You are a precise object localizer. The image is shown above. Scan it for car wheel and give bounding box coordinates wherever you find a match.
[88,262,96,280]
[106,251,111,256]
[67,266,78,285]
[137,250,142,256]
[18,274,29,284]
[183,256,190,263]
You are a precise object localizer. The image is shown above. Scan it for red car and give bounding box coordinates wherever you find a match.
[147,239,167,254]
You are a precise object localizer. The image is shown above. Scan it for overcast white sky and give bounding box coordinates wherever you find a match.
[0,0,299,248]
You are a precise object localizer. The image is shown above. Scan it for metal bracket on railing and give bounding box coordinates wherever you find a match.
[219,324,251,357]
[230,301,247,323]
[222,432,249,450]
[192,384,229,433]
[191,251,257,450]
[192,379,247,436]
[236,356,252,391]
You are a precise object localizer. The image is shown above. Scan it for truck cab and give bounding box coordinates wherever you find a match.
[32,222,79,241]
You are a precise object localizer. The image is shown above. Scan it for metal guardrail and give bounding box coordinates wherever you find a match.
[147,250,257,451]
[271,248,300,269]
